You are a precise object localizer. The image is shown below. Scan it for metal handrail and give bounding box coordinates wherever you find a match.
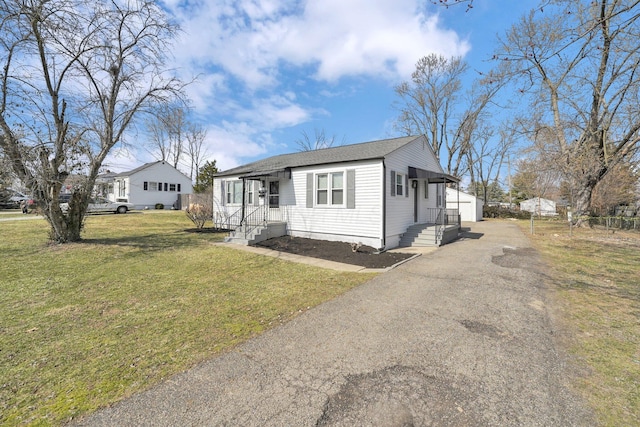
[424,208,459,225]
[225,207,244,229]
[239,206,268,238]
[425,207,459,245]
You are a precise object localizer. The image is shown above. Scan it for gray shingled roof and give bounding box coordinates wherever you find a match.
[215,135,422,177]
[111,161,191,180]
[114,161,159,177]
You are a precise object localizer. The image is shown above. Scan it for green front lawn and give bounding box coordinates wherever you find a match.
[0,211,375,425]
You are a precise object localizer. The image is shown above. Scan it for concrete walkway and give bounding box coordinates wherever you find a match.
[74,221,593,426]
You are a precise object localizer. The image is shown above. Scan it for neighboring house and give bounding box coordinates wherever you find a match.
[97,161,193,210]
[446,188,483,222]
[520,197,557,216]
[213,135,460,250]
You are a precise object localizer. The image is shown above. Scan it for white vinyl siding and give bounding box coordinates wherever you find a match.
[116,161,193,209]
[385,136,442,246]
[211,135,446,250]
[289,161,383,248]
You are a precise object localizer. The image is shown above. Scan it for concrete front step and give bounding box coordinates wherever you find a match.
[399,223,442,247]
[227,222,287,246]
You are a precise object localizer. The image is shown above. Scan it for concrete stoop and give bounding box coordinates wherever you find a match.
[224,222,287,246]
[399,223,460,248]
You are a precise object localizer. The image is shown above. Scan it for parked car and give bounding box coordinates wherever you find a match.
[60,197,134,214]
[0,188,36,211]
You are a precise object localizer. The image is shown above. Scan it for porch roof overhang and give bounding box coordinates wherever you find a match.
[408,167,459,184]
[239,168,291,180]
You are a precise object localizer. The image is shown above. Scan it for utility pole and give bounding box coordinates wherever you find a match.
[507,154,512,208]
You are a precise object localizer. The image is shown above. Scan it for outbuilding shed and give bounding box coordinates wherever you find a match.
[446,188,483,222]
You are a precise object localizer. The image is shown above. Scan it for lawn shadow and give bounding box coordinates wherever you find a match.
[81,229,226,252]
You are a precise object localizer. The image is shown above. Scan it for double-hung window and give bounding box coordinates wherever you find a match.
[316,172,344,206]
[395,173,404,196]
[226,181,243,204]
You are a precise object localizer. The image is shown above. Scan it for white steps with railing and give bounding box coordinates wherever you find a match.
[399,224,441,247]
[224,222,287,246]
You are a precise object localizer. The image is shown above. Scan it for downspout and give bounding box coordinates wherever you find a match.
[381,159,387,251]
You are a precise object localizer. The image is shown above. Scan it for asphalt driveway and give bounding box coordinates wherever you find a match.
[74,221,594,426]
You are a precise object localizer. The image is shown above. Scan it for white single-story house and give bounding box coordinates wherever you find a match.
[446,188,483,222]
[96,161,193,210]
[520,197,557,216]
[212,135,460,250]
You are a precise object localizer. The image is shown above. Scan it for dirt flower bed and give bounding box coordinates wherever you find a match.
[256,236,414,268]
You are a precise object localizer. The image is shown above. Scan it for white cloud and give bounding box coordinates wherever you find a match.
[238,94,310,128]
[274,0,470,81]
[166,0,469,88]
[203,121,271,170]
[159,0,470,169]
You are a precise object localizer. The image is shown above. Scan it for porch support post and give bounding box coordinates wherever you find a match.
[457,181,461,226]
[240,178,246,225]
[442,178,446,227]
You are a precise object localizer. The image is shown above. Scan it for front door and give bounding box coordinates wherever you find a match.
[268,181,279,208]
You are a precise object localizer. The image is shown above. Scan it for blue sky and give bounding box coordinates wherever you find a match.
[108,0,537,174]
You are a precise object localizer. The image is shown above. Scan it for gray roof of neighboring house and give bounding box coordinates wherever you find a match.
[214,135,424,177]
[96,161,190,180]
[114,161,161,177]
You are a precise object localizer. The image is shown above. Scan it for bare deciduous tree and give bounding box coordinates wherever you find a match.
[295,128,343,151]
[0,0,184,242]
[429,0,475,11]
[185,122,208,181]
[147,104,188,169]
[394,54,467,167]
[497,0,640,221]
[394,54,507,178]
[467,125,514,205]
[590,159,639,215]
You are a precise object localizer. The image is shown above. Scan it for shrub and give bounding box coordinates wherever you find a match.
[483,205,531,219]
[155,203,164,210]
[185,203,212,229]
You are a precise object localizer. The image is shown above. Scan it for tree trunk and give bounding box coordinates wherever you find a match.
[573,180,595,226]
[38,185,89,243]
[45,210,82,243]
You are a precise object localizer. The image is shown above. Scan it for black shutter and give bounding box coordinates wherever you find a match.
[306,173,313,208]
[390,170,396,197]
[405,175,409,197]
[346,169,355,209]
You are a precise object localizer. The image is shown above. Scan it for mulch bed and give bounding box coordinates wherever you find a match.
[255,236,414,268]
